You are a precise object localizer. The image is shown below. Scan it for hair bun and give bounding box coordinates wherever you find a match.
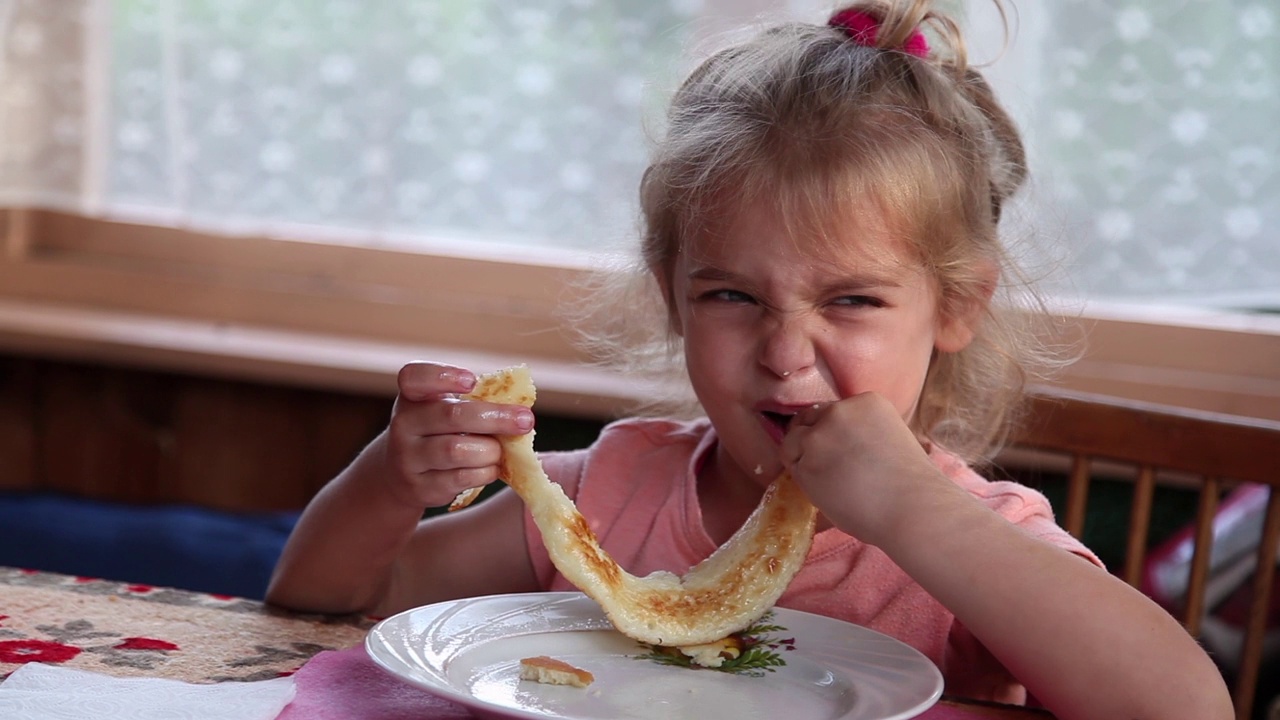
[828,7,930,57]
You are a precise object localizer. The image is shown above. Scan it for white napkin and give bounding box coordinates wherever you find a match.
[0,663,295,720]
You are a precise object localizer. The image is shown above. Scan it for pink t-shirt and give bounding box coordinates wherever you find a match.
[525,417,1101,704]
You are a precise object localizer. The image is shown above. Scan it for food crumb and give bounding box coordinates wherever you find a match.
[519,656,594,688]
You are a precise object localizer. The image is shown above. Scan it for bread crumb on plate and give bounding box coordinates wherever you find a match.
[518,656,594,688]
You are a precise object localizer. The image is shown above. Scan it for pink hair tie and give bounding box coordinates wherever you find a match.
[828,8,930,58]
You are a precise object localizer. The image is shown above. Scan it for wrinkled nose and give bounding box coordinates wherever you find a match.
[758,313,817,379]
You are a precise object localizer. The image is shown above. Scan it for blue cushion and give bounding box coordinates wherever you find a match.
[0,491,299,600]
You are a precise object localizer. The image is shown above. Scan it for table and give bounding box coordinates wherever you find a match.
[0,567,1052,718]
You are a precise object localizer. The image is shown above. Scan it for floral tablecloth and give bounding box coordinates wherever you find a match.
[0,566,1050,719]
[0,567,371,683]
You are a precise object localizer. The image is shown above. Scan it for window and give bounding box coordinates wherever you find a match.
[5,0,715,251]
[994,1,1280,308]
[1,0,1277,420]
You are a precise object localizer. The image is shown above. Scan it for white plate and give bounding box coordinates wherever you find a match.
[366,592,943,720]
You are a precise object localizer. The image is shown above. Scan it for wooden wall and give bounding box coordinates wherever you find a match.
[0,353,605,513]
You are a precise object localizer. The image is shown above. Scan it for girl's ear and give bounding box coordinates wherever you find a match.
[934,262,998,353]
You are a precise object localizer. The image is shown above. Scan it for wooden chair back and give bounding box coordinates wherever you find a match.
[1005,386,1280,720]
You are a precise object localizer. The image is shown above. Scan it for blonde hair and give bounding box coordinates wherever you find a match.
[570,0,1070,463]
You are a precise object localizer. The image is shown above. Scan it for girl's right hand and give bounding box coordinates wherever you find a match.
[381,361,535,509]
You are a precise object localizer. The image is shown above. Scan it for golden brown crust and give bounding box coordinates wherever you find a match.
[448,368,539,512]
[447,486,484,512]
[465,365,818,646]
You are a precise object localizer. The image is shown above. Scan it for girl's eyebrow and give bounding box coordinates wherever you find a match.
[686,266,738,282]
[686,265,905,290]
[826,277,904,292]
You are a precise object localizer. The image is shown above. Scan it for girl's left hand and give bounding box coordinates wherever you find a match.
[785,392,1235,720]
[781,391,956,547]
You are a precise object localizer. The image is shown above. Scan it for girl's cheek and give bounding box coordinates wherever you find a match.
[687,315,741,342]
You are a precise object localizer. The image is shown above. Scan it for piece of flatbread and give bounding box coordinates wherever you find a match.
[458,365,817,647]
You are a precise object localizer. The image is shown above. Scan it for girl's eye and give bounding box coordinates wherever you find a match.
[699,289,755,304]
[831,295,884,308]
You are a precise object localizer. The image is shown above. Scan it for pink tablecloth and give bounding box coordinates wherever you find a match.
[279,644,1028,720]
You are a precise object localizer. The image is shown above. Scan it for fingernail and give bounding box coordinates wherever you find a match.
[513,410,534,431]
[457,372,476,391]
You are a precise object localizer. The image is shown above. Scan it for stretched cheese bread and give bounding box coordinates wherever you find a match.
[455,365,817,647]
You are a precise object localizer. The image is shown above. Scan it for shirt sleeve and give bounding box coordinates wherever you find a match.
[978,479,1105,569]
[933,449,1104,569]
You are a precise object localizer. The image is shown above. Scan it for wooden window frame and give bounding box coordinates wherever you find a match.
[2,207,1278,421]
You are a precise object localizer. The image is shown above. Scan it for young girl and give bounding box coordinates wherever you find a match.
[267,2,1231,718]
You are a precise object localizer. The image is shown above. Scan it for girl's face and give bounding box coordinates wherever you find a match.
[666,200,978,489]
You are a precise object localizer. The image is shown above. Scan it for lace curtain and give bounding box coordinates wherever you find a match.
[1,0,1276,308]
[1012,1,1279,308]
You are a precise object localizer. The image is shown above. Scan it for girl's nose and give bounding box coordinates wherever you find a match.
[757,313,817,379]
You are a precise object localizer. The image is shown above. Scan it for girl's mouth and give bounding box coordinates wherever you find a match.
[760,411,795,442]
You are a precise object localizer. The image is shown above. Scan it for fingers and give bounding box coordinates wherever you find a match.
[384,362,534,508]
[781,393,921,476]
[392,395,534,441]
[788,401,827,432]
[393,362,534,435]
[397,361,476,401]
[781,402,828,469]
[403,432,503,480]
